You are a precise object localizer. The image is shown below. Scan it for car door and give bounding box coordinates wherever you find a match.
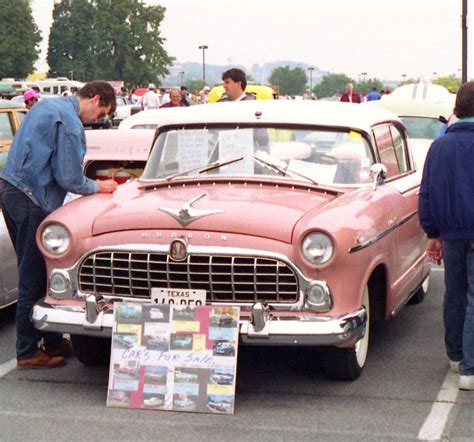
[373,124,425,310]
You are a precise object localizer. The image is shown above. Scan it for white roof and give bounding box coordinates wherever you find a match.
[122,100,401,134]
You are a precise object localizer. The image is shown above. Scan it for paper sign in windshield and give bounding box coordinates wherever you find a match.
[218,128,254,174]
[177,129,209,173]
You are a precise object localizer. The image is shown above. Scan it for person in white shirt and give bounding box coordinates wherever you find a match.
[141,83,160,110]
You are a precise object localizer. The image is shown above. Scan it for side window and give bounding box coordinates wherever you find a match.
[373,125,400,178]
[43,86,51,93]
[0,113,14,143]
[390,126,408,173]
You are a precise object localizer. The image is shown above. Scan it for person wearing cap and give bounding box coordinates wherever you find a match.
[23,89,40,110]
[0,81,118,370]
[198,86,210,104]
[141,83,160,110]
[219,68,255,102]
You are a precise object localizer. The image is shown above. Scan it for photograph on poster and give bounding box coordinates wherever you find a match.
[107,304,240,414]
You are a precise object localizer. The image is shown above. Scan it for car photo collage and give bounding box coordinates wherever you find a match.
[107,303,240,414]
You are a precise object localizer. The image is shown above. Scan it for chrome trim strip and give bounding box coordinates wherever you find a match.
[349,210,418,254]
[32,299,366,346]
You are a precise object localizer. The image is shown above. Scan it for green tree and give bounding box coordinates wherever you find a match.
[355,78,384,95]
[48,0,174,86]
[268,66,307,96]
[186,79,206,92]
[47,0,97,81]
[0,0,41,78]
[313,73,354,99]
[433,75,461,92]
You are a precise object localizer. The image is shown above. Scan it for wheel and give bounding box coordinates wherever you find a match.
[70,334,111,366]
[323,287,370,381]
[408,275,430,305]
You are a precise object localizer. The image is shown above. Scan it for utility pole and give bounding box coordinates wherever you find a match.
[198,45,208,83]
[462,0,468,83]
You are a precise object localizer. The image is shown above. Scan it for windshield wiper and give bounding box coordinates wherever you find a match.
[165,156,244,181]
[254,152,319,185]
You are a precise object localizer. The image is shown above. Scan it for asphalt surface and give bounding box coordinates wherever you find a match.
[0,269,473,441]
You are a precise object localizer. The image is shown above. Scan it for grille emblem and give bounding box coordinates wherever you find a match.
[169,238,187,262]
[158,193,225,227]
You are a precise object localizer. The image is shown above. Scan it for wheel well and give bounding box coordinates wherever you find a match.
[367,265,387,325]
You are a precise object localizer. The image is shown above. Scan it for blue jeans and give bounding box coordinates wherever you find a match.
[443,239,474,375]
[2,183,63,359]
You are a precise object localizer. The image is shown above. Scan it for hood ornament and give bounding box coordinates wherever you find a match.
[158,193,225,227]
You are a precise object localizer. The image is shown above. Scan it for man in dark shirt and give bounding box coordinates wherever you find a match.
[419,80,474,391]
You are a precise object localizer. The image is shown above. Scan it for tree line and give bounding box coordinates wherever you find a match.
[0,0,462,96]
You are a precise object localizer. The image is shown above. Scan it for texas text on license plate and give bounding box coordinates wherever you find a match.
[151,288,206,306]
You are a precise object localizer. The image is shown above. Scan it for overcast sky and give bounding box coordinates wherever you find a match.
[32,0,464,81]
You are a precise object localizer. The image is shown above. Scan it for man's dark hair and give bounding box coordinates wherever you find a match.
[180,86,188,91]
[454,81,474,118]
[371,86,377,91]
[77,81,117,114]
[222,68,247,90]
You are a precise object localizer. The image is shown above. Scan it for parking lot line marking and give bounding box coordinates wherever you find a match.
[0,358,17,378]
[417,370,459,440]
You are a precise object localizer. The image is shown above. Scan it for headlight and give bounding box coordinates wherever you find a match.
[301,232,334,264]
[41,224,71,255]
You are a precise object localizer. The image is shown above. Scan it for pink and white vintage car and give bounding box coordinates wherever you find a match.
[32,100,430,380]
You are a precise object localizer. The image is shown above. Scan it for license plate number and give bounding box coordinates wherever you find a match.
[151,288,206,306]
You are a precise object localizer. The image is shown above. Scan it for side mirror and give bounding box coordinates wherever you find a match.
[369,163,387,190]
[438,115,448,124]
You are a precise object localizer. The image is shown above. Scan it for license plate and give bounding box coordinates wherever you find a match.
[151,288,206,306]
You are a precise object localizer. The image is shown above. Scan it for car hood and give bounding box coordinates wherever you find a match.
[91,182,337,243]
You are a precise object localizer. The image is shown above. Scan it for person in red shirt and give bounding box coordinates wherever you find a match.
[159,88,185,108]
[340,83,361,103]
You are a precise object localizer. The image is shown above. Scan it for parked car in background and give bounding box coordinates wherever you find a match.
[112,96,140,126]
[367,82,455,168]
[0,101,27,310]
[32,100,429,380]
[118,107,191,130]
[207,84,276,103]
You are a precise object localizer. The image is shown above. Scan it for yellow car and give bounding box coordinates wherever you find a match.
[208,84,275,103]
[0,101,26,158]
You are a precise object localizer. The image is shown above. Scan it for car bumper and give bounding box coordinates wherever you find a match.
[32,298,367,346]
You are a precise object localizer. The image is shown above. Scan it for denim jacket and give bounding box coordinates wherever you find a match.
[0,96,98,214]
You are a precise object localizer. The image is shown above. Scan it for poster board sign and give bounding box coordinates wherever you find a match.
[107,303,240,414]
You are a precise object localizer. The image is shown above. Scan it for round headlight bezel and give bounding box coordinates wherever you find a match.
[301,232,334,265]
[41,223,71,256]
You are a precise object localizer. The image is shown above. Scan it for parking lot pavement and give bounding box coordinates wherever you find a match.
[0,270,473,440]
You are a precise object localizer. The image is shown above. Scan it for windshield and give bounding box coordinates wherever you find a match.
[141,126,375,186]
[400,116,444,140]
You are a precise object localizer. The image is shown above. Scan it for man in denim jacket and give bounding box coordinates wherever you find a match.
[1,81,118,369]
[419,81,474,391]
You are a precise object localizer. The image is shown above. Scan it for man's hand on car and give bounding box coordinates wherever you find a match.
[97,179,118,193]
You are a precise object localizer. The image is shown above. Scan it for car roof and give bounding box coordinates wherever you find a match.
[85,129,155,161]
[367,96,455,119]
[154,100,401,134]
[0,100,24,110]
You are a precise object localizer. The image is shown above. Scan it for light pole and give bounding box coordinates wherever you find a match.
[401,73,407,84]
[432,71,438,80]
[69,70,74,81]
[198,45,208,83]
[361,72,367,82]
[308,67,314,99]
[179,71,185,87]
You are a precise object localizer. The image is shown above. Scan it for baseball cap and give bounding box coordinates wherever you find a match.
[203,86,210,91]
[148,83,156,89]
[23,89,40,101]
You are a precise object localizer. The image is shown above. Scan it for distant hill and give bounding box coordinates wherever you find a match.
[163,61,328,87]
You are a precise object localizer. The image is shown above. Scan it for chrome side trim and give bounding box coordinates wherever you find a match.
[349,210,418,253]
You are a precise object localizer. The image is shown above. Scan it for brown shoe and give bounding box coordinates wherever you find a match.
[44,338,75,359]
[17,348,65,370]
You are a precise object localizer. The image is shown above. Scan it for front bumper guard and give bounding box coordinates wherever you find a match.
[32,298,367,346]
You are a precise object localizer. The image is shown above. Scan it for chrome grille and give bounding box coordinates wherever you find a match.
[78,251,299,303]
